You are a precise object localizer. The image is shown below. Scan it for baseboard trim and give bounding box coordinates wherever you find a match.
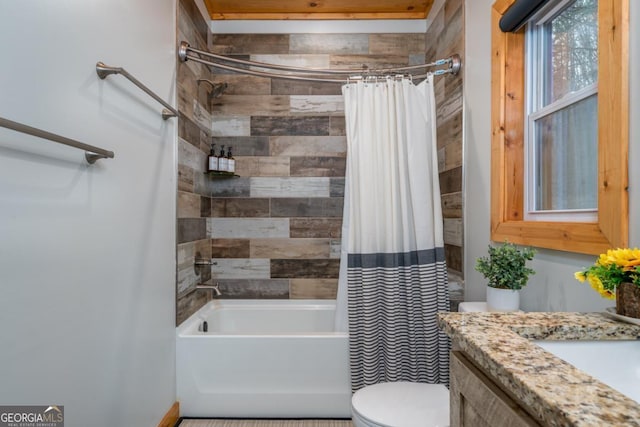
[158,402,180,427]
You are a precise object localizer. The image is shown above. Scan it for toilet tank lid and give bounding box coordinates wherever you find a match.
[458,302,488,312]
[352,381,449,427]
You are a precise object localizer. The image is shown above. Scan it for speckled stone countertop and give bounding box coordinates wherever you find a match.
[437,312,640,426]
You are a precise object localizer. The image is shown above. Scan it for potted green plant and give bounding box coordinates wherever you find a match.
[475,242,536,311]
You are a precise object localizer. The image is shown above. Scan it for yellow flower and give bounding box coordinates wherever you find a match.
[608,248,640,271]
[587,274,603,292]
[576,248,639,300]
[585,274,616,300]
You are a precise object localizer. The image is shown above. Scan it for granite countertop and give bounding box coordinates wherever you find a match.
[437,311,640,426]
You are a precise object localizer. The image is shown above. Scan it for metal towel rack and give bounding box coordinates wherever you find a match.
[0,116,114,164]
[96,62,178,120]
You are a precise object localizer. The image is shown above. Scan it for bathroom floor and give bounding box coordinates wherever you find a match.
[177,420,353,427]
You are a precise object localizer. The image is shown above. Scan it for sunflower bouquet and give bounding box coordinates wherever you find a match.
[575,248,640,300]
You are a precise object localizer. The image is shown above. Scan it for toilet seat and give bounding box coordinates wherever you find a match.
[351,381,449,427]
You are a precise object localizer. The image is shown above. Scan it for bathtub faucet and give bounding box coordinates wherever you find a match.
[197,282,222,297]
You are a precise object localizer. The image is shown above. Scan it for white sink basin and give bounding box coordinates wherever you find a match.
[534,340,640,403]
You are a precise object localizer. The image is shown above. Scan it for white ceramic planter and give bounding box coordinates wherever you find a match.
[486,286,520,312]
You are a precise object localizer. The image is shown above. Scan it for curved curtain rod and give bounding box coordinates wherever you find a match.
[186,54,345,83]
[178,41,461,82]
[184,53,449,84]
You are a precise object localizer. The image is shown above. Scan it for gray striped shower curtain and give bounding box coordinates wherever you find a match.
[335,77,450,391]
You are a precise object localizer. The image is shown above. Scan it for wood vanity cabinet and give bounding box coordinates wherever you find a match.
[450,351,541,427]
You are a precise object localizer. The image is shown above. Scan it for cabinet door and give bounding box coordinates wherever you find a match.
[450,351,541,427]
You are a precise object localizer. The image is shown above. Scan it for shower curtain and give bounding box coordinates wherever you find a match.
[335,77,450,391]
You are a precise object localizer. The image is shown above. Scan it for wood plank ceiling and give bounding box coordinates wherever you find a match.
[203,0,434,20]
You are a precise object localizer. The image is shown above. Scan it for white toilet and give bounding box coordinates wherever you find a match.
[351,381,449,427]
[351,301,489,426]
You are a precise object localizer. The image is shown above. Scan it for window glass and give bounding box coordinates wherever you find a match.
[534,94,597,210]
[542,0,598,105]
[527,0,598,219]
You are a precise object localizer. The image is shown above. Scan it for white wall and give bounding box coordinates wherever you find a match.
[464,0,639,311]
[0,1,177,426]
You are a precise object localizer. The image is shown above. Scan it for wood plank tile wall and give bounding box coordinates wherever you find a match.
[202,31,426,307]
[426,0,465,309]
[177,0,217,325]
[176,0,465,325]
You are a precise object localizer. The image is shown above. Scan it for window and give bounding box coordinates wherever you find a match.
[526,0,598,222]
[490,0,628,255]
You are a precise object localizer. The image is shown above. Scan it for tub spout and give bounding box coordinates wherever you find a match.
[197,282,222,297]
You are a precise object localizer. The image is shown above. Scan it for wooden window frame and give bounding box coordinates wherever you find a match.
[490,0,629,255]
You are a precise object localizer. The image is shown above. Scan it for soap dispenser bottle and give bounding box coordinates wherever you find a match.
[227,146,235,174]
[218,145,228,172]
[208,143,218,172]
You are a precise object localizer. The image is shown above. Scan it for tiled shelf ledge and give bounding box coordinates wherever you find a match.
[206,171,240,179]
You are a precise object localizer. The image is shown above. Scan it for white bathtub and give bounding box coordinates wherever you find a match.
[176,300,352,418]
